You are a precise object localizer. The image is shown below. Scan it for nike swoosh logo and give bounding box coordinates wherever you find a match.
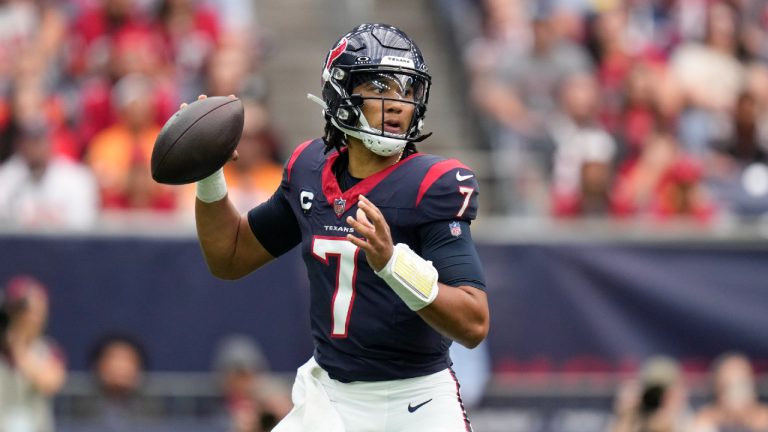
[408,398,433,413]
[456,172,474,181]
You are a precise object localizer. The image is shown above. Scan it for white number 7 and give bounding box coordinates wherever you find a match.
[457,187,474,218]
[311,237,360,338]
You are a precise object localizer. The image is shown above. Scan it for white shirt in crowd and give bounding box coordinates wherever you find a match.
[0,156,99,230]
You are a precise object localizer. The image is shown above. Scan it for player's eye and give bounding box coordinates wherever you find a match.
[367,80,388,94]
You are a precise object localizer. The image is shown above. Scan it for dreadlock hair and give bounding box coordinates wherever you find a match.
[321,116,431,162]
[322,116,347,155]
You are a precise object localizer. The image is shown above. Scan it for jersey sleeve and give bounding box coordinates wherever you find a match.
[418,219,486,290]
[415,160,480,223]
[247,185,301,257]
[247,140,316,256]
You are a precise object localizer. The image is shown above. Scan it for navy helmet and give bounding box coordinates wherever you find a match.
[309,23,432,156]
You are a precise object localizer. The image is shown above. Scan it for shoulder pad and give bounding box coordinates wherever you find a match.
[285,139,324,182]
[415,159,479,222]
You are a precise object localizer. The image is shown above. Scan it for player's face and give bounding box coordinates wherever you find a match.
[353,73,419,136]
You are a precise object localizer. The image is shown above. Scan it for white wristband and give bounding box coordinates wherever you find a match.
[375,243,440,311]
[196,168,227,203]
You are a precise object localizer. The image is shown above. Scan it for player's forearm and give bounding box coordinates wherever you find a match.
[417,284,489,349]
[195,197,253,279]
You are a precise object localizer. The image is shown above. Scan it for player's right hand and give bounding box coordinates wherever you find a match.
[346,195,394,272]
[180,94,240,161]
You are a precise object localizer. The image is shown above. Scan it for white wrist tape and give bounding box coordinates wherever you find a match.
[375,243,439,311]
[196,168,227,203]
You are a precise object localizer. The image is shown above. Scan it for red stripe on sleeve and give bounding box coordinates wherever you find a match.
[415,159,469,206]
[286,140,313,182]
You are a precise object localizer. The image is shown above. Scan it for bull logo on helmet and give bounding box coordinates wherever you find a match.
[324,37,348,76]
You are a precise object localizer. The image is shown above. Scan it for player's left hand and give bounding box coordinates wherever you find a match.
[346,195,394,271]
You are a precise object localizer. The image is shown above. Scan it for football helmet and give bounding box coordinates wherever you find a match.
[308,23,431,156]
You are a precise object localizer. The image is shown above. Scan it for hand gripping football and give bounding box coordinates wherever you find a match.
[151,96,244,185]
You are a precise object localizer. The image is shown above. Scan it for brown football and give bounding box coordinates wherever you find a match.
[151,96,244,185]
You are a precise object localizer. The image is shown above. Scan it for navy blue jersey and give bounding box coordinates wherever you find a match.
[249,139,483,382]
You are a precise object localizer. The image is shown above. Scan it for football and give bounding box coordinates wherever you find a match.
[151,96,244,185]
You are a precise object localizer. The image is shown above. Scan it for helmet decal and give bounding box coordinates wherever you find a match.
[381,56,415,68]
[324,37,348,77]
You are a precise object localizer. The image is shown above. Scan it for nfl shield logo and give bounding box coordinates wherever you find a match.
[333,198,346,216]
[449,221,462,237]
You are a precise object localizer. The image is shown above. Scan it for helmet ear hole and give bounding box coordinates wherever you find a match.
[332,68,346,81]
[336,107,358,125]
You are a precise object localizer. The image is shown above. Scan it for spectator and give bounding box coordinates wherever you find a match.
[489,3,593,138]
[670,0,745,156]
[737,0,768,63]
[0,0,66,91]
[551,139,616,217]
[206,0,260,47]
[704,91,768,217]
[0,112,99,229]
[474,2,594,215]
[66,333,161,432]
[86,73,175,212]
[466,0,531,68]
[713,92,767,165]
[611,131,716,222]
[2,73,74,163]
[66,0,154,78]
[609,356,693,432]
[0,275,66,432]
[693,353,768,432]
[549,73,618,217]
[204,45,262,102]
[588,5,635,134]
[156,0,220,102]
[212,335,291,432]
[3,77,82,162]
[78,25,174,146]
[614,61,661,160]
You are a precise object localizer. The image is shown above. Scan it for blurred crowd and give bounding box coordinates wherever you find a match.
[461,0,768,221]
[0,275,291,432]
[3,275,767,432]
[0,0,283,230]
[608,354,768,432]
[4,0,768,228]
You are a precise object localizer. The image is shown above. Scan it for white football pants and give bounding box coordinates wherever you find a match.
[272,357,473,432]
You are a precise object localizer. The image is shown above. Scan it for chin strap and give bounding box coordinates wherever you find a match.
[306,93,429,156]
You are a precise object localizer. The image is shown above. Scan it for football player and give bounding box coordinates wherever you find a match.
[194,23,488,431]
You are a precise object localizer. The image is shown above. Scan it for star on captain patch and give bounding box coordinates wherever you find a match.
[449,221,462,237]
[333,197,346,216]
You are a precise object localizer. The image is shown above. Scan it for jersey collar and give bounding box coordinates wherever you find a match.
[321,149,422,218]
